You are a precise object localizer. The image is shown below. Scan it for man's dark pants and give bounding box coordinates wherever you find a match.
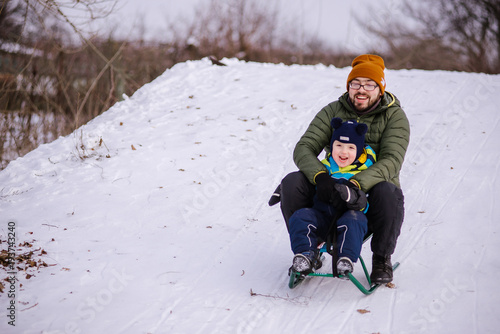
[280,171,404,256]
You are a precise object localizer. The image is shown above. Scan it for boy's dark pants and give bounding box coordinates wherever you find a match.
[280,171,404,257]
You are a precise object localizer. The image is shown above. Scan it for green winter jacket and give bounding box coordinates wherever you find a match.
[293,91,410,192]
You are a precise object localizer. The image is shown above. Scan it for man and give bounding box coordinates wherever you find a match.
[269,54,410,283]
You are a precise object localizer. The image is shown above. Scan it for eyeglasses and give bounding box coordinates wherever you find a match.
[349,82,378,91]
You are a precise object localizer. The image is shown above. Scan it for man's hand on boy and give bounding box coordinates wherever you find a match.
[315,173,342,207]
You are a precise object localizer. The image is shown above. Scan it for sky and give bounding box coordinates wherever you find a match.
[84,0,408,54]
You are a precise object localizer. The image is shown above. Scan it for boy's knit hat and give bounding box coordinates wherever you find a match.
[346,54,386,95]
[330,118,368,160]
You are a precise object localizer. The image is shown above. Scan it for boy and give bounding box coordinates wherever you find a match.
[288,118,376,275]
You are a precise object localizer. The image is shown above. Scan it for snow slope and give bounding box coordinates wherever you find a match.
[1,58,499,334]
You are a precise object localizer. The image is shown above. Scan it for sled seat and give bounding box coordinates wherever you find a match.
[318,232,372,253]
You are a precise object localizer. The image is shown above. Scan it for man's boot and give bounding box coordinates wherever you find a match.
[370,254,393,283]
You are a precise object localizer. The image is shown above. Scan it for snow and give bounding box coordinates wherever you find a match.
[1,57,499,334]
[0,42,44,57]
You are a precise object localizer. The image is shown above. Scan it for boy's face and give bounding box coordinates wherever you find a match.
[348,77,383,112]
[331,140,357,167]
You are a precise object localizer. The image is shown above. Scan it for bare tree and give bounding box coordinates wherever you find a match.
[182,0,280,61]
[0,0,125,168]
[360,0,500,73]
[0,0,25,41]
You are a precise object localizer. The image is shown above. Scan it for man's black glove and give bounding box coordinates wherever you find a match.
[268,184,281,206]
[334,183,367,211]
[315,173,342,207]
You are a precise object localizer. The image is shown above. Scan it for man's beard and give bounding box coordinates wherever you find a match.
[351,94,381,113]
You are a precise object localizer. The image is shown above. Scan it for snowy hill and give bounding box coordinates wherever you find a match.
[1,58,499,334]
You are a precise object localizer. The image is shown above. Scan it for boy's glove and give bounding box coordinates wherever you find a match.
[334,183,367,211]
[315,173,342,207]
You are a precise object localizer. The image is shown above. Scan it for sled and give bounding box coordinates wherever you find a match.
[288,234,400,295]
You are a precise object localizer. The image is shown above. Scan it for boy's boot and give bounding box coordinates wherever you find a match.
[337,257,354,275]
[370,254,393,283]
[292,253,312,274]
[291,250,322,274]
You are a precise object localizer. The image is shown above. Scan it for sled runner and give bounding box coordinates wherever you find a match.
[288,234,400,295]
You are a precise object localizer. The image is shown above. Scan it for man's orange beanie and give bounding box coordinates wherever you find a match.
[346,54,386,95]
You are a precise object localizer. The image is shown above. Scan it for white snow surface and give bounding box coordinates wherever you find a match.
[1,58,500,334]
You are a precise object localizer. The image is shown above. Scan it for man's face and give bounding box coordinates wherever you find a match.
[348,77,383,112]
